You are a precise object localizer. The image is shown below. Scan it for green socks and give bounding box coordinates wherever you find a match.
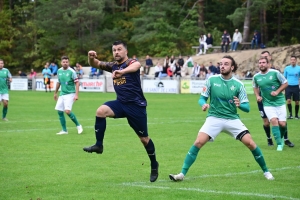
[181,145,200,175]
[67,112,80,126]
[58,111,67,131]
[271,126,282,145]
[251,146,268,173]
[2,106,7,118]
[279,126,287,138]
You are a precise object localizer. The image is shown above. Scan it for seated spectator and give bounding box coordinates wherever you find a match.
[154,62,163,78]
[89,67,99,79]
[199,64,208,74]
[245,71,253,79]
[29,69,36,79]
[191,62,200,78]
[230,29,242,51]
[197,34,208,55]
[145,55,153,75]
[167,66,173,78]
[180,65,189,77]
[206,33,213,49]
[199,71,206,80]
[173,63,181,77]
[132,55,138,61]
[158,64,168,79]
[220,30,231,53]
[215,62,220,74]
[251,30,261,49]
[208,62,217,75]
[49,62,58,76]
[169,55,176,72]
[18,70,27,78]
[76,66,84,79]
[205,69,213,79]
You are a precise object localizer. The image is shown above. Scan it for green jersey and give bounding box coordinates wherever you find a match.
[252,69,287,106]
[57,67,78,96]
[0,68,12,94]
[201,75,249,119]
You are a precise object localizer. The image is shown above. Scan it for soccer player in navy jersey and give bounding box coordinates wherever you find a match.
[83,41,159,182]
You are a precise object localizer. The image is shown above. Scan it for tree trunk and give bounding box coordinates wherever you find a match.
[241,0,251,49]
[197,0,205,36]
[277,0,282,46]
[263,8,268,44]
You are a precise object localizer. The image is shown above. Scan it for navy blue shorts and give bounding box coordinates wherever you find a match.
[257,101,267,119]
[104,100,148,137]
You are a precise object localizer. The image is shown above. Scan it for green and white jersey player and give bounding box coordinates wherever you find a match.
[253,57,288,151]
[169,55,274,182]
[54,56,83,135]
[0,59,12,121]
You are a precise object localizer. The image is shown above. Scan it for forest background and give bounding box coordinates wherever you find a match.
[0,0,299,73]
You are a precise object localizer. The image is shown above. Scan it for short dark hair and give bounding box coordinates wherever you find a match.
[259,57,269,64]
[222,55,238,72]
[260,51,270,56]
[61,56,69,60]
[291,55,297,59]
[112,40,127,49]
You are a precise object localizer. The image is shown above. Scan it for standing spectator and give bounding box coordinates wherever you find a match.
[230,29,242,51]
[253,57,288,151]
[49,62,58,76]
[0,59,12,121]
[206,33,213,49]
[208,62,217,75]
[154,62,163,79]
[186,56,194,68]
[54,56,83,135]
[18,70,27,78]
[220,30,231,53]
[169,55,274,181]
[284,55,300,119]
[84,40,159,182]
[42,64,52,92]
[29,69,37,79]
[177,55,184,68]
[144,55,153,75]
[251,30,261,49]
[197,34,207,55]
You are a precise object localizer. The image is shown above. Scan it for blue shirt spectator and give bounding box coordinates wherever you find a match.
[49,62,58,76]
[42,65,52,78]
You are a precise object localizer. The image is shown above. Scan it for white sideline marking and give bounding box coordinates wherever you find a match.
[121,183,300,200]
[120,166,300,200]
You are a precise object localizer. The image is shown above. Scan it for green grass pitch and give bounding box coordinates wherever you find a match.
[0,91,299,200]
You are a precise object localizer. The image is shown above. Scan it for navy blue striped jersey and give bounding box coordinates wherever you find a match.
[100,58,147,106]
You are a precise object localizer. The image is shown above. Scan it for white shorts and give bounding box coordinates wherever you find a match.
[0,94,9,101]
[199,116,249,141]
[55,93,75,111]
[264,105,287,122]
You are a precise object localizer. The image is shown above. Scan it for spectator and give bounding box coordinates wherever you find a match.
[199,70,206,80]
[132,55,138,61]
[215,62,221,74]
[49,62,58,76]
[154,62,163,78]
[199,64,208,74]
[208,62,217,75]
[159,56,169,79]
[145,55,153,75]
[89,67,99,79]
[42,64,52,92]
[186,56,194,68]
[180,64,189,77]
[29,69,36,79]
[206,33,213,49]
[221,30,231,53]
[197,34,207,55]
[18,70,27,78]
[230,29,242,51]
[251,30,261,49]
[173,63,181,77]
[177,55,184,68]
[169,55,176,72]
[76,65,84,79]
[245,71,253,79]
[191,62,200,78]
[205,69,213,79]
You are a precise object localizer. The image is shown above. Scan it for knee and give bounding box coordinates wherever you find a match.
[64,110,71,115]
[140,136,150,146]
[96,105,112,118]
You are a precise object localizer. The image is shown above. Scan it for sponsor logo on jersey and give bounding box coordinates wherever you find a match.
[214,83,221,87]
